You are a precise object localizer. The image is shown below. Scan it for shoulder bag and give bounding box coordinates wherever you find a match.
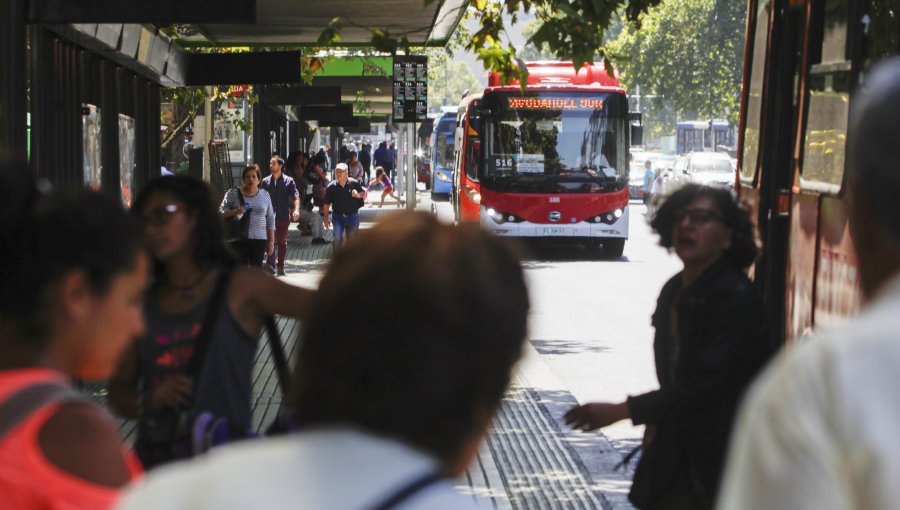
[225,188,252,242]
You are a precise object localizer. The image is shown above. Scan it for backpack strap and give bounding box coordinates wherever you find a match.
[186,268,234,379]
[264,317,290,394]
[368,472,444,510]
[0,382,88,442]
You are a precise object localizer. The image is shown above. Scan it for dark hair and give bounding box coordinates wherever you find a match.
[290,213,529,464]
[132,176,234,281]
[0,158,143,347]
[285,151,305,175]
[270,156,285,168]
[242,164,261,180]
[312,152,327,166]
[650,184,757,269]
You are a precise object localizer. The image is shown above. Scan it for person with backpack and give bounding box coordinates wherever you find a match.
[0,158,147,509]
[107,176,314,470]
[115,212,531,510]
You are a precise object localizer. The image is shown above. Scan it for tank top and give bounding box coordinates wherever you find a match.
[138,276,257,440]
[0,368,142,509]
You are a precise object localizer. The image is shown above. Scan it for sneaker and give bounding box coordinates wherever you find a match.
[276,267,286,277]
[263,264,276,275]
[311,237,331,245]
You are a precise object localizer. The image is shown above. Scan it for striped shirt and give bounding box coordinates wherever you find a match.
[220,188,275,240]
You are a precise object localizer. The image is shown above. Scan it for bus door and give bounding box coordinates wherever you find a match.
[457,99,482,222]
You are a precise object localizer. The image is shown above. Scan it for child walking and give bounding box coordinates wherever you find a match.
[367,166,405,208]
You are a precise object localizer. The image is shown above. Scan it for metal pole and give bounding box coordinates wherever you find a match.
[396,125,404,196]
[0,0,27,159]
[406,122,415,210]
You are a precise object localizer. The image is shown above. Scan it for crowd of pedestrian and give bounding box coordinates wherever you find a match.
[216,139,402,266]
[5,58,900,510]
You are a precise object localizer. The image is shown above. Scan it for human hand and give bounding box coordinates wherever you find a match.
[266,241,275,256]
[564,402,629,432]
[291,210,300,221]
[351,189,360,198]
[151,375,192,409]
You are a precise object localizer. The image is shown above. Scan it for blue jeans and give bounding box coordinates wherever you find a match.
[332,212,360,248]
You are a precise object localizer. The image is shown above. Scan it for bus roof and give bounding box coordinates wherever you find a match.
[488,61,620,88]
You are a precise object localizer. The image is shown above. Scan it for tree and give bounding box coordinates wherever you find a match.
[322,0,665,85]
[426,48,482,109]
[606,0,746,138]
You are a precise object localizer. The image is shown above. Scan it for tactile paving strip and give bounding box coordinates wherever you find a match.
[461,378,607,509]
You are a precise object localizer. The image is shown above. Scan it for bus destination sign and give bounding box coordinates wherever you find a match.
[507,98,605,110]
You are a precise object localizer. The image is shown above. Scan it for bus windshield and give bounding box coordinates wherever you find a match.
[433,116,455,171]
[481,91,628,194]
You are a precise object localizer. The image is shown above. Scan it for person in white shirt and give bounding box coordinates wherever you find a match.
[116,212,530,510]
[717,56,900,510]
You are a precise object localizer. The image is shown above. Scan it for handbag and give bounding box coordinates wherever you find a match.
[136,269,232,468]
[225,188,252,242]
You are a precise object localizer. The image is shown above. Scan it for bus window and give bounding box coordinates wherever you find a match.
[799,0,851,194]
[866,0,900,66]
[740,0,771,183]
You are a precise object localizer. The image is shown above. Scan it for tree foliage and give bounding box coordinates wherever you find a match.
[606,0,746,131]
[324,0,663,85]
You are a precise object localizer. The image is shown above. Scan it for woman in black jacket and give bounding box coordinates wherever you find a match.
[565,185,774,510]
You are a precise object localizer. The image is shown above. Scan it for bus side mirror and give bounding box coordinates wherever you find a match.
[631,124,644,147]
[629,112,643,146]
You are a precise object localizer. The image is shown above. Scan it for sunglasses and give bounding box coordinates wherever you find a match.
[674,208,724,226]
[141,204,187,227]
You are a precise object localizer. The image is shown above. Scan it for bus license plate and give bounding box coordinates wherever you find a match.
[541,227,570,236]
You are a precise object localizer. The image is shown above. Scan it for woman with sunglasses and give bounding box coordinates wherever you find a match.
[220,164,275,267]
[565,185,775,510]
[0,159,147,509]
[108,176,313,469]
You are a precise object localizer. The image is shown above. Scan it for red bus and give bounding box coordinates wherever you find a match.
[452,61,639,257]
[737,0,896,344]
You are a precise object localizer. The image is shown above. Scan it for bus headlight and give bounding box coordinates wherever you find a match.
[613,208,623,218]
[485,208,523,224]
[473,193,481,205]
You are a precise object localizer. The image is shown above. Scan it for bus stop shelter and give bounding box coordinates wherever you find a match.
[0,0,466,198]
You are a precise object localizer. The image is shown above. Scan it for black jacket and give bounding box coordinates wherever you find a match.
[626,259,774,508]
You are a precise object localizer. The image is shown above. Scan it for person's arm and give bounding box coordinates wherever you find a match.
[564,401,630,431]
[290,180,300,221]
[235,266,316,321]
[322,185,332,228]
[108,340,192,418]
[264,192,276,255]
[107,341,141,419]
[220,189,241,218]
